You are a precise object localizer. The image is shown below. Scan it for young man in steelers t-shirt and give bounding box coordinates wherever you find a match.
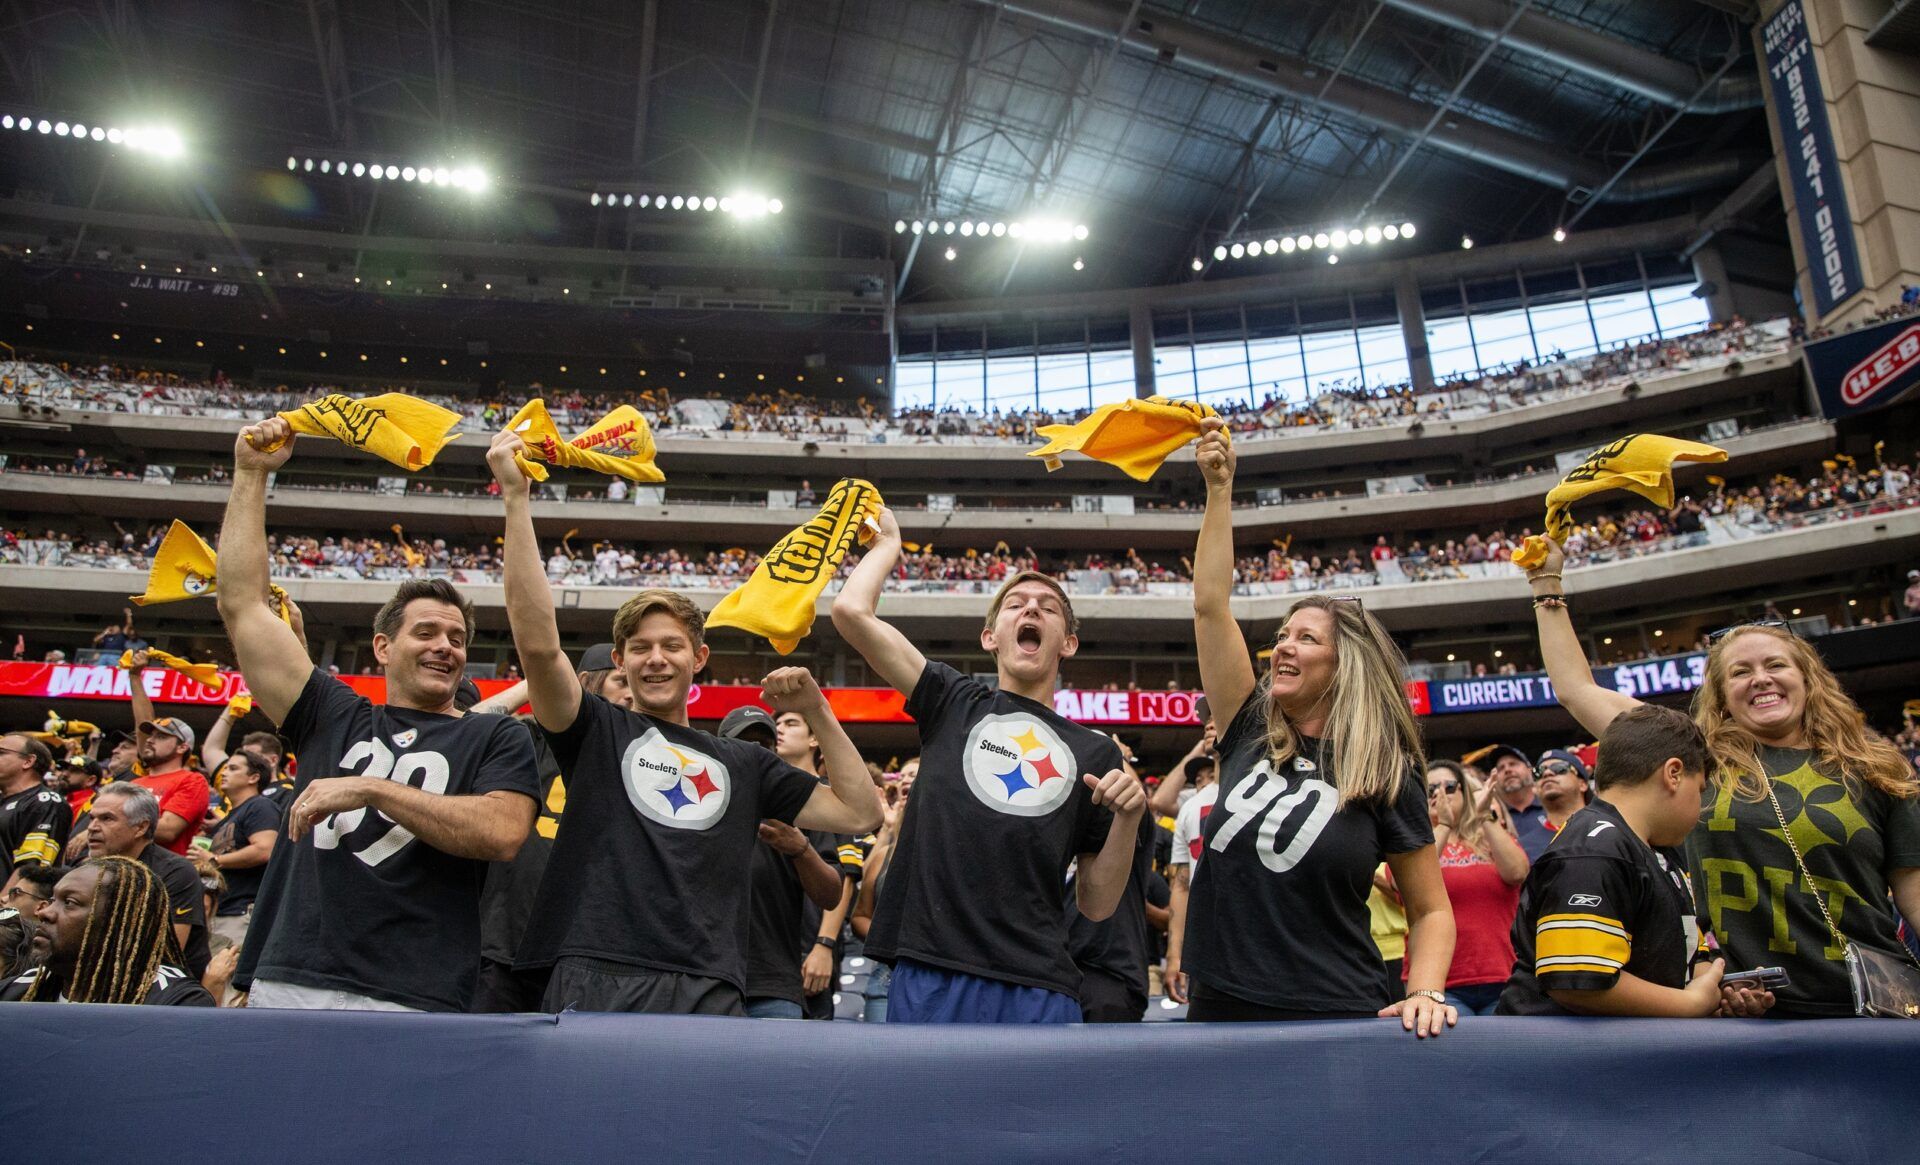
[833,508,1147,1023]
[1497,705,1733,1017]
[222,417,541,1013]
[490,430,881,1015]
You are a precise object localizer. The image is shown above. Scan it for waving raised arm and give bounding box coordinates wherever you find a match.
[1525,539,1639,739]
[1192,418,1256,725]
[829,508,926,697]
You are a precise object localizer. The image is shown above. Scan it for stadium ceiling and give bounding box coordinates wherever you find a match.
[0,0,1773,305]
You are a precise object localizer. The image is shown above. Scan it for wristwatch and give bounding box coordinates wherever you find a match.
[812,936,837,951]
[1407,989,1447,1006]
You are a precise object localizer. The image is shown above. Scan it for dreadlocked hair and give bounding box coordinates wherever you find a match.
[21,856,180,1004]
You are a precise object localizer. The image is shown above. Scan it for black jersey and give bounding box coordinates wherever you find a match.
[515,692,820,993]
[1065,809,1164,995]
[745,814,846,1005]
[1185,693,1433,1012]
[235,669,540,1012]
[139,841,210,981]
[1,784,70,870]
[1499,800,1712,1015]
[866,662,1119,997]
[1,963,214,1005]
[478,724,564,965]
[207,795,282,915]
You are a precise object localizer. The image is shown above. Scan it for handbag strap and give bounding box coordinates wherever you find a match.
[1761,775,1850,954]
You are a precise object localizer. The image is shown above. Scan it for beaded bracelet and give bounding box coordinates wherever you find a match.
[1532,594,1568,610]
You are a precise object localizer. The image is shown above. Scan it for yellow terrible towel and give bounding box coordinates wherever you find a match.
[270,392,463,470]
[1027,396,1220,482]
[43,711,100,737]
[120,648,224,691]
[507,400,666,483]
[129,519,294,624]
[1513,434,1727,570]
[707,478,884,654]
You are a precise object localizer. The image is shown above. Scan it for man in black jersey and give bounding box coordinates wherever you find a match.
[490,429,880,1015]
[832,509,1146,1023]
[1497,705,1732,1017]
[221,416,540,1012]
[0,732,66,873]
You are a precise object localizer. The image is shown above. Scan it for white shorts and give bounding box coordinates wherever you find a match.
[249,978,422,1012]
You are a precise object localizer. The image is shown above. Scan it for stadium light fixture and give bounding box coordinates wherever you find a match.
[1552,227,1567,242]
[1461,235,1474,249]
[1191,258,1204,271]
[1072,257,1084,271]
[943,246,957,261]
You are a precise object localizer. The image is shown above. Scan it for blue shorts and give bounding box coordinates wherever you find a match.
[887,958,1082,1024]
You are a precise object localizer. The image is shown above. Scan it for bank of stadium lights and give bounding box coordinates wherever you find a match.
[289,156,488,192]
[589,191,783,218]
[4,115,184,157]
[895,219,1088,245]
[1208,221,1415,267]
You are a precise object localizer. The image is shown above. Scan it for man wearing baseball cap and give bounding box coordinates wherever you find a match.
[131,714,210,857]
[1526,749,1593,861]
[1478,743,1548,858]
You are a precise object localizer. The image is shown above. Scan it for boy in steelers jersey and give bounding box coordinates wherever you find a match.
[833,508,1146,1023]
[1499,706,1735,1016]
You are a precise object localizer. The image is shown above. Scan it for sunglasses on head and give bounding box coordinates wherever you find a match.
[1328,595,1364,610]
[1707,618,1793,645]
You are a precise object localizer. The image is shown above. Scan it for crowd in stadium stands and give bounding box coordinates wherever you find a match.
[6,453,1913,600]
[1,316,1793,449]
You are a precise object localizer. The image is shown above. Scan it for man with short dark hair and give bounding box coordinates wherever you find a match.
[219,416,540,1013]
[833,511,1145,1024]
[86,783,210,981]
[1527,748,1593,860]
[1496,705,1732,1017]
[490,427,879,1015]
[3,862,65,914]
[205,752,280,950]
[0,732,67,873]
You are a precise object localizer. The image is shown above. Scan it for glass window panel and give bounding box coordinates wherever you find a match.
[1527,301,1599,361]
[1192,339,1250,403]
[895,362,936,410]
[1588,291,1660,348]
[1301,328,1362,391]
[1355,323,1409,388]
[1651,283,1709,336]
[1466,304,1536,368]
[1036,352,1088,414]
[1424,317,1480,379]
[984,354,1033,410]
[1088,351,1136,408]
[1246,334,1305,404]
[937,355,984,412]
[1154,344,1197,400]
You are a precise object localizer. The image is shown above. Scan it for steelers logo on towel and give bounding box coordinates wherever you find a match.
[962,714,1077,817]
[182,571,212,595]
[621,729,731,831]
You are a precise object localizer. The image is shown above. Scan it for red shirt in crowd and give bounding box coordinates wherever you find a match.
[134,768,212,855]
[1406,839,1522,988]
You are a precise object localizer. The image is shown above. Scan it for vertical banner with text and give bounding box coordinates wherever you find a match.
[1762,0,1864,318]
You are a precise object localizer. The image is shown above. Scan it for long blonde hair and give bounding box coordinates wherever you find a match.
[1261,595,1424,805]
[1695,625,1916,802]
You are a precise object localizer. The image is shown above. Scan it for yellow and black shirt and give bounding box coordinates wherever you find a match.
[1,784,70,870]
[1497,799,1710,1014]
[1685,747,1920,1018]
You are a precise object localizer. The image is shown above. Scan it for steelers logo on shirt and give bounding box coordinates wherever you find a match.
[621,729,731,831]
[961,714,1078,817]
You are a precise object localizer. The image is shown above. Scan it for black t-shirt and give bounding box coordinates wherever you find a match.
[139,841,209,980]
[235,669,540,1012]
[515,692,820,992]
[745,816,845,1004]
[1185,693,1434,1012]
[260,780,296,810]
[866,661,1119,997]
[1,963,214,1005]
[208,795,283,915]
[1498,800,1709,1015]
[478,725,564,964]
[1064,809,1161,994]
[1,784,70,870]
